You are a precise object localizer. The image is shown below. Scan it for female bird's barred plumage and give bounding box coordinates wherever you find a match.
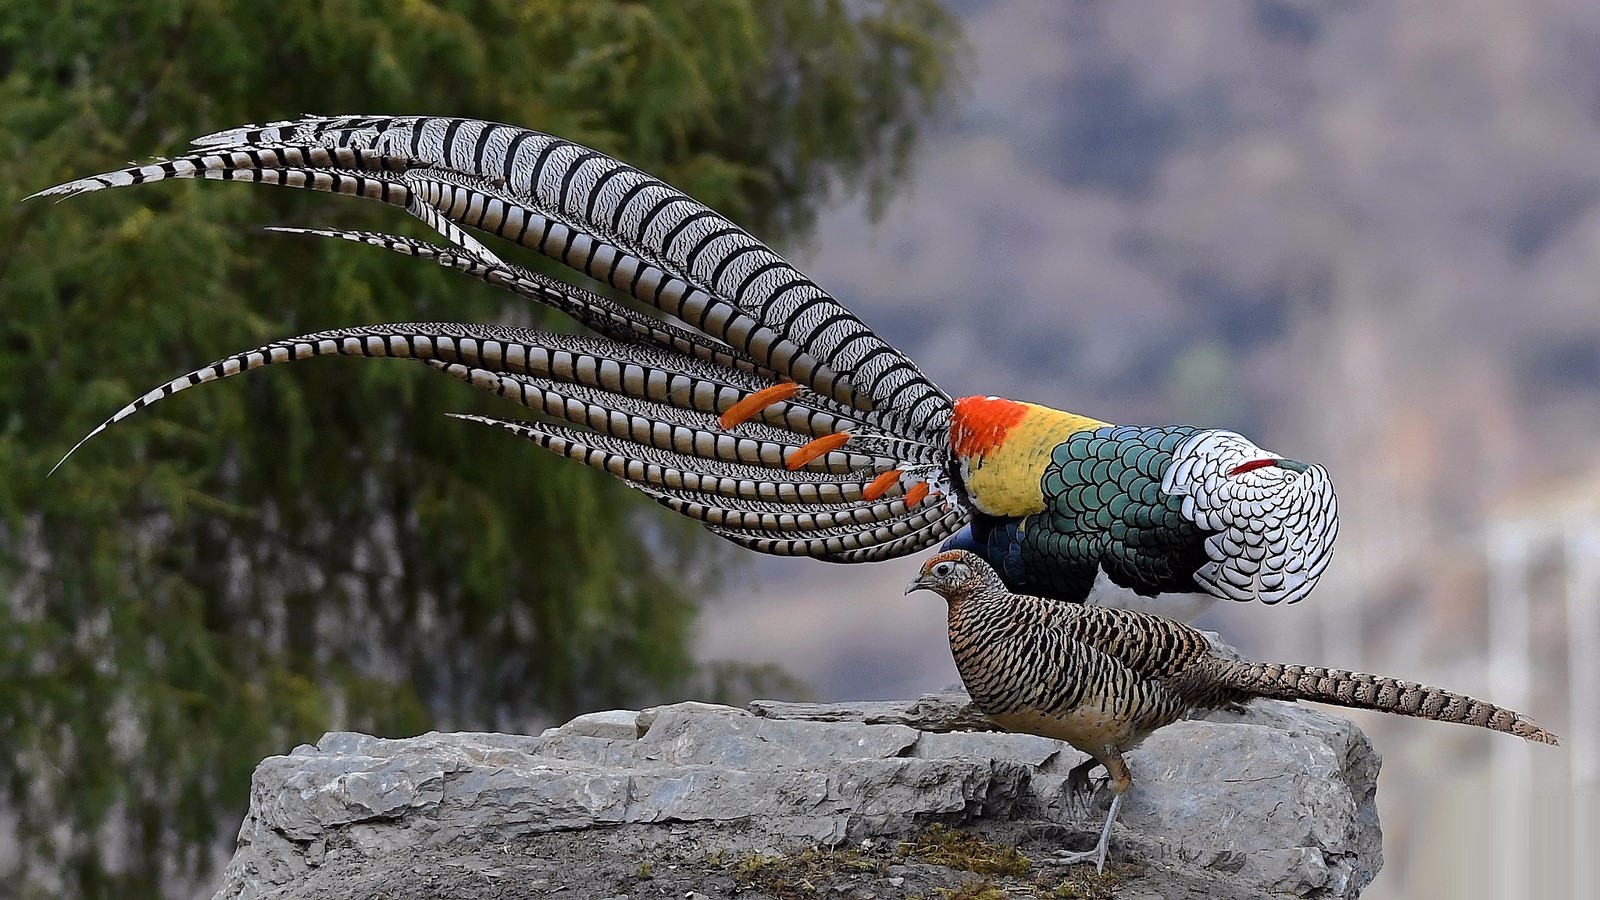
[907,550,1558,871]
[34,114,1339,612]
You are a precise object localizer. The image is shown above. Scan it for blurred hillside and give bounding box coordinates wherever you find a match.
[701,2,1600,898]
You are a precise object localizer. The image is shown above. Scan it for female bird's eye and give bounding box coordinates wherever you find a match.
[933,562,953,577]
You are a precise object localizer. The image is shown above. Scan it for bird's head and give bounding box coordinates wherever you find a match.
[905,549,1002,602]
[1163,430,1339,605]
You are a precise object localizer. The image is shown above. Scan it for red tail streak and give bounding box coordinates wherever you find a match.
[904,482,931,507]
[719,382,800,429]
[862,469,904,501]
[950,395,1030,459]
[786,432,851,470]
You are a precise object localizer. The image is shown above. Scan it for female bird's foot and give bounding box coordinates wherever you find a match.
[1052,845,1110,873]
[1050,792,1122,873]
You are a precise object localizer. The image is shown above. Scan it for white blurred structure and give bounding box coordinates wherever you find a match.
[1566,530,1600,900]
[1488,523,1534,900]
[1485,490,1600,900]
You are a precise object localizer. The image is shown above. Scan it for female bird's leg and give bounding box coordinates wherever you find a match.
[1053,749,1131,873]
[1025,756,1106,842]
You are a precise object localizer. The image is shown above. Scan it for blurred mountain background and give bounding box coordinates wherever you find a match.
[2,1,1596,899]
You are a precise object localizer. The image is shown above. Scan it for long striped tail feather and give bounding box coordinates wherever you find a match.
[643,490,924,535]
[50,318,968,553]
[447,414,965,554]
[1217,660,1559,745]
[709,504,967,562]
[267,227,781,380]
[430,363,890,475]
[35,114,955,439]
[51,319,883,475]
[445,415,893,505]
[29,150,410,205]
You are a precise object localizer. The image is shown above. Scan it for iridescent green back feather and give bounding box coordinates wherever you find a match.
[1021,425,1210,599]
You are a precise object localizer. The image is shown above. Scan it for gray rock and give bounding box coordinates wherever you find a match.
[545,708,643,740]
[636,700,751,733]
[748,690,998,733]
[213,692,1382,900]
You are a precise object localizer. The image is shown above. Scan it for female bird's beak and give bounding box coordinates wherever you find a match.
[905,575,931,596]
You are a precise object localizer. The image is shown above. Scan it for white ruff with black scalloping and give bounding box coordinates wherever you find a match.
[1162,429,1339,605]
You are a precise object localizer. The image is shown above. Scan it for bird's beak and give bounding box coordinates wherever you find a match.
[905,575,931,596]
[1275,458,1309,474]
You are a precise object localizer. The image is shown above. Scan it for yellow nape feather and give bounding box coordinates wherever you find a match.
[950,397,1107,518]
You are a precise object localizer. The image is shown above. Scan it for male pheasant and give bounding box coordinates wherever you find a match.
[907,550,1558,871]
[34,115,1337,618]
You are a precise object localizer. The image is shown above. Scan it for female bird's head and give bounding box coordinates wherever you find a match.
[905,550,1006,602]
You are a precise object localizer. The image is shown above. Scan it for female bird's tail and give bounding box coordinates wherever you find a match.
[1212,660,1559,745]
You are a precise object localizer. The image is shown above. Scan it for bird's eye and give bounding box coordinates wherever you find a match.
[933,562,953,577]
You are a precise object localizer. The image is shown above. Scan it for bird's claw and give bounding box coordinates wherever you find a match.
[1051,845,1110,874]
[1049,789,1123,875]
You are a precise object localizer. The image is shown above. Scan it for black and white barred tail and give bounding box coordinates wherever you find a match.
[35,116,975,559]
[52,319,956,560]
[32,115,954,438]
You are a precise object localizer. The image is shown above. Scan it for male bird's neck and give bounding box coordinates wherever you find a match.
[948,396,1108,518]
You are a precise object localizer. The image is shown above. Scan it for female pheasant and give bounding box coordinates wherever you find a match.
[33,115,1337,618]
[907,550,1557,871]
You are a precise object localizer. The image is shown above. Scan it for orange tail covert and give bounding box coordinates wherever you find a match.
[718,382,800,430]
[785,432,852,470]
